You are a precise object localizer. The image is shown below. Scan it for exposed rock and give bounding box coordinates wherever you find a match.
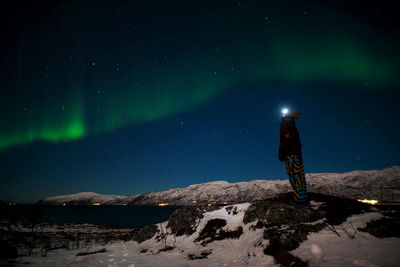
[225,206,233,213]
[188,249,212,260]
[157,246,175,253]
[76,248,106,256]
[195,219,243,246]
[309,193,368,225]
[129,225,158,243]
[243,193,323,226]
[225,206,238,215]
[359,217,400,238]
[167,207,204,236]
[0,240,18,259]
[242,192,374,267]
[264,241,308,267]
[263,223,326,251]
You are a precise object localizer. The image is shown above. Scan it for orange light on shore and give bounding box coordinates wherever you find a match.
[357,199,378,205]
[158,203,171,206]
[92,202,101,206]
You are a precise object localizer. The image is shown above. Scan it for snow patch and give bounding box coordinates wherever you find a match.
[292,212,400,267]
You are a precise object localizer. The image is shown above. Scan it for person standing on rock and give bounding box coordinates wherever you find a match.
[278,109,309,204]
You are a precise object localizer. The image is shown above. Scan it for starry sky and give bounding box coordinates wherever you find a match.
[1,0,400,203]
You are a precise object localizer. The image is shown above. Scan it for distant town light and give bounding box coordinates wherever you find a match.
[158,203,170,206]
[357,199,378,205]
[92,202,101,206]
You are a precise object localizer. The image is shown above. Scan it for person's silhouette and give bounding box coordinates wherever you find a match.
[278,110,308,204]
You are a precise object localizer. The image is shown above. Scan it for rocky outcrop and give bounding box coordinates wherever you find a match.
[167,207,204,236]
[242,192,376,267]
[243,195,322,226]
[128,225,158,243]
[195,219,243,246]
[359,214,400,238]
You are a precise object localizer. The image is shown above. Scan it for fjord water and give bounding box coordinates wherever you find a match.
[2,205,182,228]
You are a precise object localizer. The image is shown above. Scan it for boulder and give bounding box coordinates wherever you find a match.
[129,225,158,243]
[167,207,204,236]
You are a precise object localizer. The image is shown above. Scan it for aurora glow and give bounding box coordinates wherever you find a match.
[1,0,399,203]
[1,0,399,150]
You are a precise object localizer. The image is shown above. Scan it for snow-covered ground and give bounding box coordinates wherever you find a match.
[293,213,400,267]
[15,203,400,267]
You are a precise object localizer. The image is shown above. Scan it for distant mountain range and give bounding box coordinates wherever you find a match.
[37,166,400,206]
[36,192,128,206]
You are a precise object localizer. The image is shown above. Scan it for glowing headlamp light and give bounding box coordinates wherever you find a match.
[282,108,289,116]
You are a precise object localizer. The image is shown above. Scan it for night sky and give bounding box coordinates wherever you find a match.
[1,0,400,203]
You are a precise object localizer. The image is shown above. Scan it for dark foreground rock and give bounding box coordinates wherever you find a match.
[167,206,204,236]
[359,203,400,239]
[0,240,18,259]
[195,218,243,246]
[359,217,400,238]
[243,192,373,267]
[243,194,323,226]
[128,224,158,243]
[264,242,308,267]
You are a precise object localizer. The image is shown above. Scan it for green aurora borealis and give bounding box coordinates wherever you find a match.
[1,0,399,150]
[2,0,400,203]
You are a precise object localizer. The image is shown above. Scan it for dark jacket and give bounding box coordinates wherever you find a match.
[278,117,302,161]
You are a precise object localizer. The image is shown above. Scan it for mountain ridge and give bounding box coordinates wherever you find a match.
[36,192,128,205]
[37,166,400,206]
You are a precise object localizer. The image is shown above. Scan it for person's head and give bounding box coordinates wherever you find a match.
[281,109,301,119]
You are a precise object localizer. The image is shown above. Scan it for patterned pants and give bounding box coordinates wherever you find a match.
[285,155,308,203]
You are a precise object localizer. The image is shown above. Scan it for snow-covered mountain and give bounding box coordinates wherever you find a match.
[37,192,128,205]
[37,166,400,206]
[127,180,290,206]
[305,166,400,202]
[128,166,400,205]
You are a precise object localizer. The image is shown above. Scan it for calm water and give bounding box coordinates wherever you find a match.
[1,205,182,228]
